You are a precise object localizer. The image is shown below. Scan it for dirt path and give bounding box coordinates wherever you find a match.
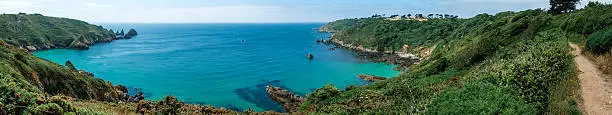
[569,43,612,115]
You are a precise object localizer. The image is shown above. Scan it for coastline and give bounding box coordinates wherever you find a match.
[20,30,138,52]
[324,33,420,70]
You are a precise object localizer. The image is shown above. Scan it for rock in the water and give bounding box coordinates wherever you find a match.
[357,74,387,82]
[124,29,138,38]
[306,54,314,59]
[266,86,305,113]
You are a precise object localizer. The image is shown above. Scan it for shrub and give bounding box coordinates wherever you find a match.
[586,28,612,54]
[427,82,538,114]
[34,103,64,114]
[306,84,342,104]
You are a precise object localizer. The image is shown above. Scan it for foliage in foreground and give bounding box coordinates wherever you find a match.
[0,40,124,114]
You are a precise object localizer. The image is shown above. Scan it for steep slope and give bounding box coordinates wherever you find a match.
[0,40,127,114]
[304,2,612,114]
[0,13,117,51]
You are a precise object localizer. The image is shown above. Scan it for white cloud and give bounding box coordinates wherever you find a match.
[589,0,612,2]
[127,5,286,23]
[0,0,36,8]
[86,2,111,8]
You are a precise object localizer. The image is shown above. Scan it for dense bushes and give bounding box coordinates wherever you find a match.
[427,82,537,114]
[136,95,184,114]
[305,84,342,104]
[304,3,608,114]
[586,28,612,54]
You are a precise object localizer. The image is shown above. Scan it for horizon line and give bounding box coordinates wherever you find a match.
[92,21,331,24]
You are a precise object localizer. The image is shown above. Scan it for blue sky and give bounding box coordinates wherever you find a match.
[0,0,609,23]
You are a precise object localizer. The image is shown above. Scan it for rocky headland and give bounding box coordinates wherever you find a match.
[265,86,306,113]
[322,34,420,70]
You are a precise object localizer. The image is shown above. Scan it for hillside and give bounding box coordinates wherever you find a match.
[0,13,117,51]
[0,14,271,114]
[0,39,125,113]
[302,2,612,114]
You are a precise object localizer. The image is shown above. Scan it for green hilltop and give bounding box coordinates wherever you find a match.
[0,13,122,51]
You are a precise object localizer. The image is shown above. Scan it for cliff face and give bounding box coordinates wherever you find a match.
[0,13,117,51]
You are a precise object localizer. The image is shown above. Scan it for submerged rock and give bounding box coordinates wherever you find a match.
[266,86,305,113]
[357,74,387,82]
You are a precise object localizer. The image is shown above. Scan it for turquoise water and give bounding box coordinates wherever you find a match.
[33,23,400,112]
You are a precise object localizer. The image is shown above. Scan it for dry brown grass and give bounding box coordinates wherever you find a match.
[72,100,137,115]
[584,50,612,77]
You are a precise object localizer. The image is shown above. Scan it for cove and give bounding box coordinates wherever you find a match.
[33,23,400,112]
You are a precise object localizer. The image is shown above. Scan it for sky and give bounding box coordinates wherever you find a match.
[0,0,610,23]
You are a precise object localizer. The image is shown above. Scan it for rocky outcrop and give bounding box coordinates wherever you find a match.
[115,29,138,39]
[306,54,314,60]
[328,37,420,70]
[78,70,94,77]
[104,85,144,103]
[70,41,90,50]
[125,29,138,38]
[266,86,305,113]
[357,74,387,82]
[65,60,77,70]
[65,60,95,77]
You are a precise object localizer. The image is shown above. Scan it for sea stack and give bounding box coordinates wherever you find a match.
[124,29,138,39]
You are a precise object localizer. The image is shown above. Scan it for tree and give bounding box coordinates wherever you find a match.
[390,15,399,18]
[549,0,580,14]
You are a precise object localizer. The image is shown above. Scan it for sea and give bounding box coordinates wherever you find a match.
[33,23,400,112]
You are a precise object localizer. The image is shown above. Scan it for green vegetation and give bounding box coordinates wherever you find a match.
[549,0,580,14]
[0,13,115,51]
[308,2,612,114]
[586,27,612,54]
[0,39,125,114]
[325,18,459,52]
[1,1,610,114]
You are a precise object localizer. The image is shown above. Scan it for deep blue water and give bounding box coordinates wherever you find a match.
[33,23,400,112]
